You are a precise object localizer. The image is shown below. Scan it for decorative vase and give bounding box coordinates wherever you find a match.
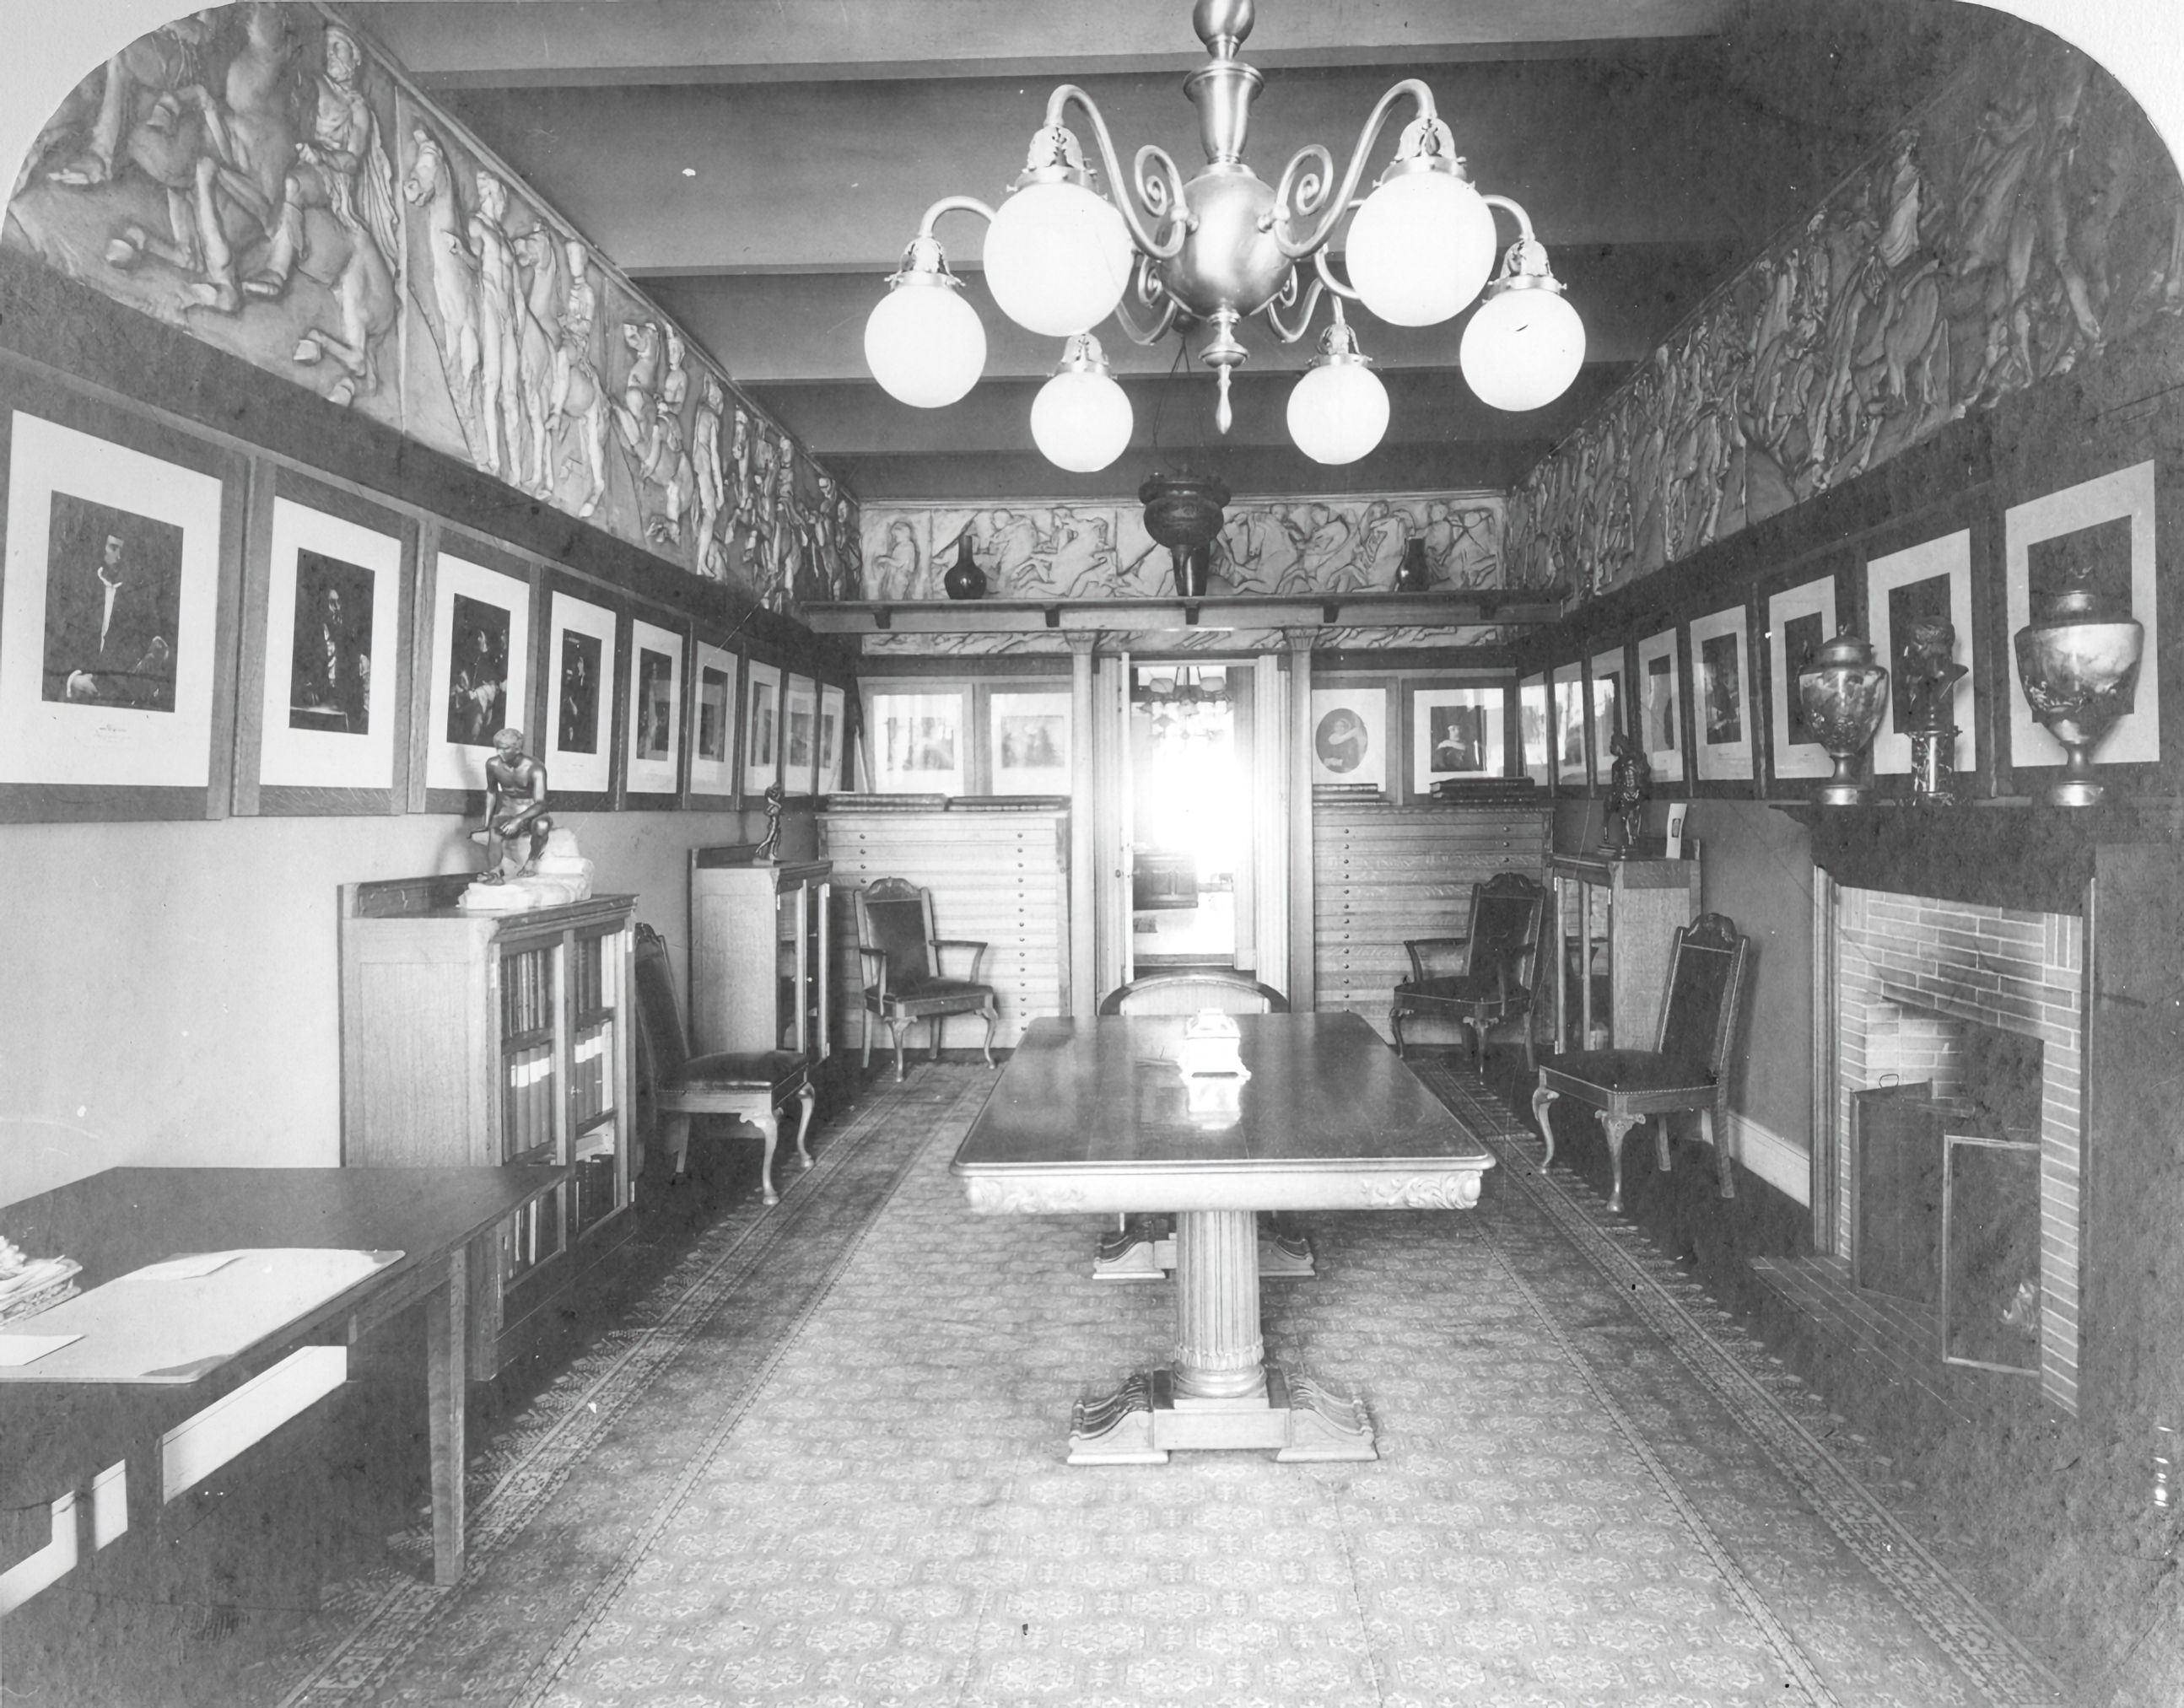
[1394,537,1431,593]
[1140,471,1229,601]
[941,533,986,600]
[1796,630,1890,807]
[2014,567,2144,807]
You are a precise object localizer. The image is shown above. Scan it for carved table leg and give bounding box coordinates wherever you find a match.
[1092,1211,1314,1282]
[1173,1209,1266,1402]
[1091,1215,1167,1281]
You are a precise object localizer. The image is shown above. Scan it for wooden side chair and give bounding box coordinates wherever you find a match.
[1531,912,1750,1213]
[1092,970,1311,1282]
[1389,870,1547,1070]
[852,877,1000,1080]
[633,924,813,1204]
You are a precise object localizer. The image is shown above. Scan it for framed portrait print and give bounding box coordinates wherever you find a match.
[1689,603,1755,784]
[1551,660,1588,789]
[744,658,782,794]
[688,640,739,802]
[1869,530,1976,779]
[1519,671,1550,785]
[782,674,818,795]
[1635,628,1685,784]
[1309,685,1388,791]
[545,587,619,804]
[1766,574,1839,784]
[819,684,846,794]
[625,615,684,797]
[870,687,965,795]
[1411,686,1506,793]
[2004,460,2160,776]
[1588,644,1626,777]
[990,691,1071,794]
[423,547,531,800]
[0,408,231,812]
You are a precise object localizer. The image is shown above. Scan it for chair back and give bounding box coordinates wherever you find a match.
[1464,871,1546,995]
[1100,971,1291,1016]
[855,877,936,991]
[1653,912,1750,1075]
[632,923,693,1083]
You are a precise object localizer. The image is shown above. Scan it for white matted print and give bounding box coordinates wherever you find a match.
[258,497,402,790]
[1869,531,1975,777]
[1414,687,1505,789]
[1519,673,1550,785]
[819,685,845,792]
[871,688,964,795]
[1552,660,1588,787]
[1588,645,1626,775]
[689,642,738,797]
[0,411,224,787]
[1690,605,1754,782]
[425,552,530,794]
[1767,575,1839,781]
[782,675,818,795]
[744,659,781,793]
[1635,628,1685,784]
[2005,460,2160,772]
[626,617,683,794]
[547,590,617,795]
[1309,687,1387,790]
[991,691,1071,793]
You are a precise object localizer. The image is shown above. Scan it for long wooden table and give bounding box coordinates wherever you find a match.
[0,1166,561,1610]
[952,1012,1494,1463]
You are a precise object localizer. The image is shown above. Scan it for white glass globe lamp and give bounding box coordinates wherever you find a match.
[1345,159,1498,328]
[1459,246,1587,412]
[1030,335,1135,472]
[864,260,987,409]
[983,175,1135,339]
[1286,315,1389,466]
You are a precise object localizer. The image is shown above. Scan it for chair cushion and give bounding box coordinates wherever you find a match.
[1396,973,1517,1007]
[1544,1049,1716,1096]
[676,1048,807,1091]
[866,977,993,1010]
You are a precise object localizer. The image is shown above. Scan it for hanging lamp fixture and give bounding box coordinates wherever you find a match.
[863,0,1585,471]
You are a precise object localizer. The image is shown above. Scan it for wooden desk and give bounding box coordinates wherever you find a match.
[0,1166,560,1610]
[952,1013,1493,1463]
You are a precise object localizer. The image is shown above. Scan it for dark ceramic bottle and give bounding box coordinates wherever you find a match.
[941,533,986,600]
[1394,536,1431,592]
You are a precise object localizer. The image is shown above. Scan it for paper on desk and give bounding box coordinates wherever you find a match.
[0,1334,83,1366]
[127,1251,247,1282]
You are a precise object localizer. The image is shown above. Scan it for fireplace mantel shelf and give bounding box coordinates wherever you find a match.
[1780,800,2182,914]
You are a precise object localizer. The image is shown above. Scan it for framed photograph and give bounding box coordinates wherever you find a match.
[1635,628,1685,784]
[625,615,684,797]
[744,659,782,794]
[819,684,846,793]
[1588,644,1627,779]
[423,547,531,800]
[2004,460,2160,775]
[0,408,231,811]
[1519,671,1550,785]
[1690,603,1755,784]
[1551,660,1588,789]
[688,640,738,801]
[782,674,818,795]
[990,690,1071,794]
[869,687,965,795]
[1767,574,1839,784]
[545,587,619,803]
[1869,530,1976,779]
[1411,686,1507,793]
[1309,685,1388,791]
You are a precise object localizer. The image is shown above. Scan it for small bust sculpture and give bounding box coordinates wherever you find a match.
[471,727,553,880]
[1607,730,1653,857]
[1901,616,1967,735]
[754,781,787,863]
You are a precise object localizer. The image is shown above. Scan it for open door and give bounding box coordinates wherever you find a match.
[1125,663,1250,975]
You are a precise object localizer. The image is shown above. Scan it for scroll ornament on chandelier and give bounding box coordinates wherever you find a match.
[862,0,1587,473]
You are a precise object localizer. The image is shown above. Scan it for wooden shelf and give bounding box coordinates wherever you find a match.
[799,590,1564,636]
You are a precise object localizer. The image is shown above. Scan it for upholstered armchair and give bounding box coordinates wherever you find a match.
[1389,871,1547,1070]
[852,877,1001,1081]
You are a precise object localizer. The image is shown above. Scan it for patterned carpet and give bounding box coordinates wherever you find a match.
[260,1060,2065,1708]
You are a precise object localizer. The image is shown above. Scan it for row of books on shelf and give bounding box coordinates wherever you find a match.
[501,1191,562,1282]
[569,933,607,1015]
[504,1043,558,1157]
[570,1023,614,1126]
[570,1152,618,1240]
[502,944,554,1036]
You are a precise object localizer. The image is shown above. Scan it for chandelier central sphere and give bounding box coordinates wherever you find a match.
[864,0,1584,471]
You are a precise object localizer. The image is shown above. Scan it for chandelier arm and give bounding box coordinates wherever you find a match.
[1270,78,1437,260]
[1259,272,1327,344]
[1480,192,1538,243]
[1042,84,1187,260]
[1313,244,1362,302]
[1112,284,1182,348]
[911,194,999,245]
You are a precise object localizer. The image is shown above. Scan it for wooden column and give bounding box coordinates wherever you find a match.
[1809,865,1839,1256]
[1066,633,1099,1017]
[1251,650,1290,994]
[1172,1210,1267,1400]
[1284,631,1317,1010]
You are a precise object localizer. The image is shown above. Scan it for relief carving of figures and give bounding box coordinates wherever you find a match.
[867,516,924,601]
[466,172,528,484]
[691,376,728,577]
[611,321,696,548]
[539,236,609,519]
[402,126,484,441]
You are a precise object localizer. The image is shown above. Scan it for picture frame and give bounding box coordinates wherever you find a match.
[1410,685,1507,794]
[990,690,1071,794]
[1518,671,1550,785]
[819,684,846,794]
[2003,459,2160,776]
[237,473,412,816]
[1551,660,1588,789]
[868,686,965,795]
[1689,603,1755,784]
[1635,628,1685,784]
[1588,643,1627,784]
[688,639,739,803]
[0,406,237,819]
[1766,574,1839,784]
[421,542,532,804]
[625,613,685,798]
[544,585,619,806]
[1309,685,1389,791]
[1868,529,1976,779]
[744,658,782,794]
[782,674,818,795]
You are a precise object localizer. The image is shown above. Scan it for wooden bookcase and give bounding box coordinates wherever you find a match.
[1546,853,1700,1052]
[688,852,833,1073]
[337,876,636,1378]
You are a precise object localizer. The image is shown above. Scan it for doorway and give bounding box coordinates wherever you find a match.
[1128,663,1248,971]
